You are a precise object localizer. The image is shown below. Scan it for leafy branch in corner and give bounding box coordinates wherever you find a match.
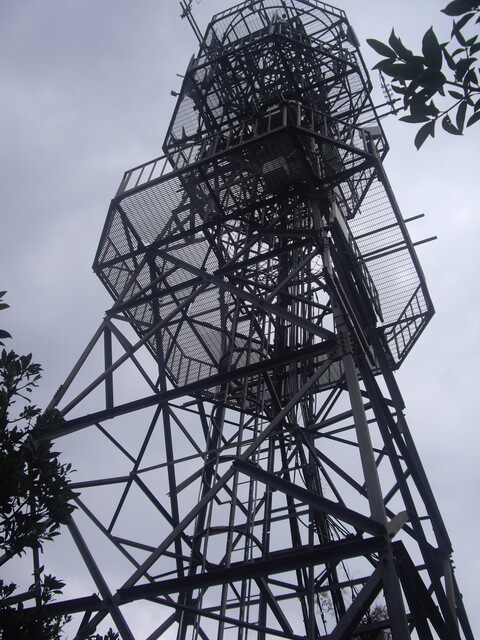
[0,290,75,637]
[368,0,480,148]
[0,574,71,639]
[0,349,76,558]
[0,291,120,638]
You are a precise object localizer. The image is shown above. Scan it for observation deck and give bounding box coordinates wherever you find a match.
[94,0,433,406]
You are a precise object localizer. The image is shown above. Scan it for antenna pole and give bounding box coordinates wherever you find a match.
[180,0,203,44]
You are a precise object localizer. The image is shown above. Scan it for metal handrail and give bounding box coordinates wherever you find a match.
[117,103,379,197]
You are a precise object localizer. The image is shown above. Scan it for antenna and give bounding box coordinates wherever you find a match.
[379,69,400,115]
[180,0,203,43]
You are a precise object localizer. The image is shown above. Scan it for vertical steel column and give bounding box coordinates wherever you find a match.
[104,325,113,410]
[339,324,410,639]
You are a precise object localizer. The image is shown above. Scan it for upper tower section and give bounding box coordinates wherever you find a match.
[94,0,433,397]
[164,1,384,159]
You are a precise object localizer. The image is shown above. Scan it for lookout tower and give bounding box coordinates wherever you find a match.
[22,1,472,638]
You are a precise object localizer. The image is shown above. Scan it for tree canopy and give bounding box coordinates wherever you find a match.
[368,0,480,148]
[0,291,118,639]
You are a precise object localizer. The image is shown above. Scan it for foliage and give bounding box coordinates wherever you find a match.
[1,570,119,639]
[0,292,12,347]
[0,575,71,640]
[0,292,119,639]
[1,572,118,639]
[0,350,75,557]
[368,0,480,148]
[355,603,392,640]
[0,291,73,637]
[88,631,120,640]
[317,590,391,638]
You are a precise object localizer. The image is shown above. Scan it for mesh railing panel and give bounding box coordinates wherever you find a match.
[93,0,432,402]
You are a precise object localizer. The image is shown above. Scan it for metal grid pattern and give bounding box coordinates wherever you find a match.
[204,1,347,54]
[165,1,377,159]
[15,3,471,639]
[96,169,341,408]
[96,109,431,378]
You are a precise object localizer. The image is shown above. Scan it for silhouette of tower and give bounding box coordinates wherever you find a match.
[20,1,472,638]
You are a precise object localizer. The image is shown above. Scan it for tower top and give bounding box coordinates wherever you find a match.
[94,0,433,403]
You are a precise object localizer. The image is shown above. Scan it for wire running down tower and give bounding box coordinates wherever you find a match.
[29,1,472,638]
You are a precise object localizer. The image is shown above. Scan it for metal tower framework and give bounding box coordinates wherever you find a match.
[10,1,473,638]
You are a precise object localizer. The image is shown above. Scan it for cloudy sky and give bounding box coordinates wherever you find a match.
[0,0,478,636]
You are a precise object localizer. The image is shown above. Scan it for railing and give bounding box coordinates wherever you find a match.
[331,201,383,322]
[116,102,382,198]
[209,0,347,26]
[350,234,383,322]
[199,15,355,65]
[383,284,430,362]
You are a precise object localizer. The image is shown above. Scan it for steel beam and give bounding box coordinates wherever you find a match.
[117,537,386,603]
[54,338,336,435]
[232,459,385,536]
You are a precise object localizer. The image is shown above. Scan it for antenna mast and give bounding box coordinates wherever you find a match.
[180,0,203,43]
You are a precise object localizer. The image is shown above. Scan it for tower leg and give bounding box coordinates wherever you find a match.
[340,326,410,639]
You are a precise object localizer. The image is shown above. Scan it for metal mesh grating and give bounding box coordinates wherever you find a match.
[93,0,432,404]
[347,173,431,362]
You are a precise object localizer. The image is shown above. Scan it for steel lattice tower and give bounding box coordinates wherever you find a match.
[12,1,473,638]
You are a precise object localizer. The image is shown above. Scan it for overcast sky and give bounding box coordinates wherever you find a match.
[0,0,478,636]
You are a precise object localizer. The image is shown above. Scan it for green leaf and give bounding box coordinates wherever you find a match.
[42,574,65,592]
[455,57,475,80]
[456,100,468,130]
[466,109,480,126]
[388,29,414,60]
[454,27,467,47]
[400,114,431,123]
[402,82,422,102]
[442,0,479,17]
[464,67,479,85]
[422,27,443,70]
[414,120,435,149]
[426,100,440,116]
[409,97,440,117]
[451,12,475,37]
[375,61,424,81]
[417,68,446,89]
[443,48,457,70]
[442,114,462,134]
[470,42,480,54]
[367,38,396,59]
[448,90,465,99]
[0,330,12,340]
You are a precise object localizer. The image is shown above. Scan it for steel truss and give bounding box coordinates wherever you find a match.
[5,1,472,639]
